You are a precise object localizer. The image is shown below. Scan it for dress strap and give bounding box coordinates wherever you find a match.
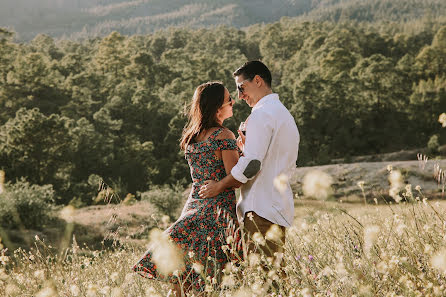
[208,127,224,140]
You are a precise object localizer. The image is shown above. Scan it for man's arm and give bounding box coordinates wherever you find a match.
[198,173,242,198]
[199,111,273,198]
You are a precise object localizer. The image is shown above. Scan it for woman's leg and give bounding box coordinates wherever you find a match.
[172,283,182,297]
[172,281,194,297]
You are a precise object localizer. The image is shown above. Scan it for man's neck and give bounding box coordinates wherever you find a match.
[253,89,273,106]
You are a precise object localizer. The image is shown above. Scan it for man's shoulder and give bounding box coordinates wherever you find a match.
[252,97,289,117]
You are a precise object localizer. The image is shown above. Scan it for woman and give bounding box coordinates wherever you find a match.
[133,81,242,295]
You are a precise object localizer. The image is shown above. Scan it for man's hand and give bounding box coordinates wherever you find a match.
[236,129,246,151]
[199,180,223,198]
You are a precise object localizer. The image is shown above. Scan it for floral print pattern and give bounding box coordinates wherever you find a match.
[133,128,242,291]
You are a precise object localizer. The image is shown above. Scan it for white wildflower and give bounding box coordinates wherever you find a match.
[111,287,123,297]
[192,263,203,274]
[301,288,313,297]
[36,281,58,297]
[320,266,334,276]
[388,170,403,203]
[110,272,119,282]
[433,286,443,296]
[161,215,170,228]
[364,225,380,254]
[251,280,265,295]
[223,262,233,274]
[33,269,45,280]
[221,275,235,288]
[252,232,266,246]
[0,268,8,281]
[431,249,446,275]
[376,261,388,274]
[335,262,348,277]
[302,170,333,200]
[273,173,288,194]
[439,113,446,127]
[99,286,110,296]
[86,284,99,297]
[395,223,406,236]
[205,284,213,292]
[0,255,9,265]
[265,224,283,243]
[70,285,80,296]
[248,253,260,267]
[148,229,184,276]
[60,205,76,223]
[145,287,162,297]
[359,285,372,296]
[5,283,19,295]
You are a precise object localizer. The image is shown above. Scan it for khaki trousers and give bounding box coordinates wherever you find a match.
[243,211,286,259]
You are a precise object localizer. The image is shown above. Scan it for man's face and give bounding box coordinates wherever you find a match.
[235,75,256,107]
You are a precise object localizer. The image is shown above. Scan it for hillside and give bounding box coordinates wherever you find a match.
[299,0,446,23]
[0,0,311,41]
[1,0,445,41]
[3,158,444,250]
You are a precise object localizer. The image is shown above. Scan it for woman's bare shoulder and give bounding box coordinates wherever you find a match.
[216,127,236,140]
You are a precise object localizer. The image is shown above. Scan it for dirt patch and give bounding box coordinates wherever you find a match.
[291,159,446,202]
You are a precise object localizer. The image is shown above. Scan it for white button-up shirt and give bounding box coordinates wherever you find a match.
[231,93,299,227]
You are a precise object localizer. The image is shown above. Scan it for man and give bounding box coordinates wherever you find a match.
[199,60,299,262]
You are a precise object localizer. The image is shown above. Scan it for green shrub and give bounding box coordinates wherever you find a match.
[427,134,440,154]
[140,182,186,221]
[0,178,55,229]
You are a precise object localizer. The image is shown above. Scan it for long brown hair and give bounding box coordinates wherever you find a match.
[180,81,225,150]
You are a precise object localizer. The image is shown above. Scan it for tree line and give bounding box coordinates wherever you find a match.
[0,20,445,205]
[1,0,445,41]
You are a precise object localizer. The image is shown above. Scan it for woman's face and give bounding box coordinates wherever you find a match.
[216,88,233,123]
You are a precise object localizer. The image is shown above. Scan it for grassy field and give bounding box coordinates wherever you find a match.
[1,159,446,296]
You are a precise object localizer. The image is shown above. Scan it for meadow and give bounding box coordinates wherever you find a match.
[1,158,446,297]
[1,2,445,296]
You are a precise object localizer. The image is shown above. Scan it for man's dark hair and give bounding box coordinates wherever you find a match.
[233,60,272,88]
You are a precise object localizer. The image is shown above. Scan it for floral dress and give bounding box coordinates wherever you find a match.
[133,128,242,291]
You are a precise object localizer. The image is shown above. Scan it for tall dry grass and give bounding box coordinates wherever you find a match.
[1,159,446,296]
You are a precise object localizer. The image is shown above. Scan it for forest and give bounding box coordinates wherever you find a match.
[0,0,445,41]
[0,17,446,206]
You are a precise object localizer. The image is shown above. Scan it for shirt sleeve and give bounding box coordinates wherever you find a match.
[231,109,274,183]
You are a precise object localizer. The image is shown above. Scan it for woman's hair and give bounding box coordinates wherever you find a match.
[180,81,225,150]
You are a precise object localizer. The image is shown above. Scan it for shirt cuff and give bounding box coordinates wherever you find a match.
[231,165,248,184]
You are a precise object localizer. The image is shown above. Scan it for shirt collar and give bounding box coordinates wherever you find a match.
[252,93,279,111]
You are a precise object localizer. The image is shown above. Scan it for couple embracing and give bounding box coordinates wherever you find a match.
[133,61,300,296]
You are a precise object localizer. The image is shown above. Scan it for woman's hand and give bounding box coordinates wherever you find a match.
[236,129,246,151]
[199,180,223,198]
